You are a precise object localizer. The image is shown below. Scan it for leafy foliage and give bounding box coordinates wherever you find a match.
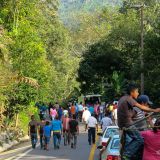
[78,2,160,104]
[0,0,79,130]
[59,0,121,26]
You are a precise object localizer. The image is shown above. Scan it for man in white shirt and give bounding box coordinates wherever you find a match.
[63,109,68,116]
[86,113,98,145]
[113,108,118,126]
[101,112,113,132]
[82,108,91,123]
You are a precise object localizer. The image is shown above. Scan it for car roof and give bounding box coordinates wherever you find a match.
[102,126,119,138]
[105,126,119,130]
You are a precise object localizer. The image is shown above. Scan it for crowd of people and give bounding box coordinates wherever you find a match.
[28,102,80,151]
[28,101,116,151]
[28,86,160,160]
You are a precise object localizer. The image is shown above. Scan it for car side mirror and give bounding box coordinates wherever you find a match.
[97,132,103,136]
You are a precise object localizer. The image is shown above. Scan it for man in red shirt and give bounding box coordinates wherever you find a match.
[62,114,70,145]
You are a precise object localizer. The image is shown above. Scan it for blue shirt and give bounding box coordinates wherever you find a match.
[89,106,94,114]
[40,105,47,112]
[51,120,62,131]
[43,125,52,137]
[58,108,63,117]
[76,104,79,113]
[78,105,83,111]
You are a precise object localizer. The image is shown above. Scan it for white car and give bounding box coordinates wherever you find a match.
[101,135,120,160]
[98,126,119,147]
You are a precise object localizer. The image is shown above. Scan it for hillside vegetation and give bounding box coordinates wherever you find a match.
[59,0,121,26]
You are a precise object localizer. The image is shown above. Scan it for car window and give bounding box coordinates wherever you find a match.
[104,128,119,138]
[111,138,120,149]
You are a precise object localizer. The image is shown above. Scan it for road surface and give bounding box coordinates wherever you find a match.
[0,124,99,160]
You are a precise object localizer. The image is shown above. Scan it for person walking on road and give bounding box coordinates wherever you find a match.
[69,115,79,149]
[78,102,84,122]
[62,114,70,132]
[94,102,100,121]
[39,111,45,121]
[113,107,118,126]
[58,106,63,120]
[99,103,104,121]
[39,118,46,149]
[101,111,113,132]
[62,114,70,146]
[50,106,57,120]
[75,102,79,120]
[40,103,47,119]
[51,115,62,149]
[70,102,76,118]
[63,107,69,116]
[82,108,91,124]
[88,105,94,115]
[117,83,160,160]
[86,113,98,145]
[28,115,39,149]
[43,121,52,151]
[55,102,60,110]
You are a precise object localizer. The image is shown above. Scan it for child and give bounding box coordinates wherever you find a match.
[43,121,52,150]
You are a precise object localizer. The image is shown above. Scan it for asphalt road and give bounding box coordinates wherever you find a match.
[0,124,99,160]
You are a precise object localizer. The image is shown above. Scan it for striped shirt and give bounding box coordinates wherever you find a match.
[133,107,147,130]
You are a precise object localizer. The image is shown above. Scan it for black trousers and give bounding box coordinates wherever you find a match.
[88,127,96,144]
[78,111,83,122]
[40,135,44,148]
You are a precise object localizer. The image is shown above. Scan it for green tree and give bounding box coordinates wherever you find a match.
[0,0,79,124]
[78,1,160,103]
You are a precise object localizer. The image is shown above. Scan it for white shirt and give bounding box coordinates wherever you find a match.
[101,117,112,132]
[87,116,97,128]
[113,109,117,120]
[82,110,91,122]
[63,110,68,115]
[99,105,104,113]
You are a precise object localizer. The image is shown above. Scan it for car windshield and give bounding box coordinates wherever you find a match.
[111,138,120,149]
[104,128,119,138]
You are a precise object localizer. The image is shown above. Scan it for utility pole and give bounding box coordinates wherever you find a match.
[140,5,144,94]
[130,4,145,94]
